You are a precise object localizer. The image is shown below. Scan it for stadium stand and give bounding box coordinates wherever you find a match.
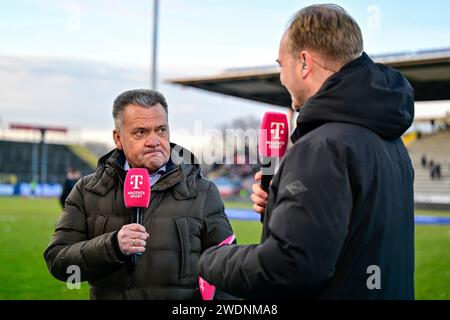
[68,144,100,169]
[0,140,94,184]
[407,129,450,209]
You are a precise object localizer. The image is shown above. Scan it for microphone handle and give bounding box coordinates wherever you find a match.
[132,207,143,224]
[132,207,144,267]
[260,157,275,192]
[261,174,272,192]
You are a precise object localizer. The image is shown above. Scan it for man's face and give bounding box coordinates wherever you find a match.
[113,104,170,173]
[277,32,307,111]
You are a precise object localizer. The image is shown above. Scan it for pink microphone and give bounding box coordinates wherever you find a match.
[124,168,150,266]
[258,112,289,191]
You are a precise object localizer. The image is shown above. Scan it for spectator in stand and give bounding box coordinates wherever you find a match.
[421,155,427,168]
[59,168,81,207]
[436,163,442,180]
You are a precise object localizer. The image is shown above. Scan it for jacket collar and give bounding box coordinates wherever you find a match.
[290,53,372,144]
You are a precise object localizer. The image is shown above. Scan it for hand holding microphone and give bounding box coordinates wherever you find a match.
[123,168,151,266]
[251,171,268,215]
[253,112,289,216]
[117,223,149,256]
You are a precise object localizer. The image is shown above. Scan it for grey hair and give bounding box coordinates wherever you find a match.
[113,89,168,131]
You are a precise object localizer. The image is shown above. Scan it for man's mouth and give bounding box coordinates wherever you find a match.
[144,150,163,156]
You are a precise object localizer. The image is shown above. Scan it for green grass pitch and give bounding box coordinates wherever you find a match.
[0,197,449,300]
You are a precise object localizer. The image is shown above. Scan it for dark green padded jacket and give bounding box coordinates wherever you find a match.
[44,145,234,300]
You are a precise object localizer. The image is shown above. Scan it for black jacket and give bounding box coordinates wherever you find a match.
[59,178,77,207]
[198,53,415,300]
[44,145,235,299]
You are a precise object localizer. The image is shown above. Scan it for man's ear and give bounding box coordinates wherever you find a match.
[113,129,123,150]
[299,51,313,78]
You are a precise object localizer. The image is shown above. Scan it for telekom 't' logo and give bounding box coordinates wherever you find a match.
[130,175,144,190]
[270,122,285,140]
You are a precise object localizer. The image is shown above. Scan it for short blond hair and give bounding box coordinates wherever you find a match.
[287,4,363,65]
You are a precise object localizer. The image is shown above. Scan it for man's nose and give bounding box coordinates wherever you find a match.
[145,132,160,147]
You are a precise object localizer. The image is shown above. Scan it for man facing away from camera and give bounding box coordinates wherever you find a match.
[44,89,235,299]
[198,4,415,299]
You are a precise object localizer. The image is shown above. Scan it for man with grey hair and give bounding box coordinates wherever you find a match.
[44,89,235,300]
[199,4,415,299]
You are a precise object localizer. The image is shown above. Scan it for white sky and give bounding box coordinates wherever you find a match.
[1,1,450,147]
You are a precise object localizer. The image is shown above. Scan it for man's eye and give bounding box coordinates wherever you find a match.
[159,128,167,134]
[134,130,145,137]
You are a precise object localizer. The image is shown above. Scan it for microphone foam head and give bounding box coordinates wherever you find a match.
[124,168,151,208]
[258,111,289,157]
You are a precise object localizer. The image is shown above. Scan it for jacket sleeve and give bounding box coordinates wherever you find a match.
[201,182,235,249]
[198,138,353,299]
[43,177,126,283]
[201,182,238,300]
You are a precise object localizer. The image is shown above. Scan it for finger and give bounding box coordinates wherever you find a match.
[254,171,262,181]
[121,239,147,254]
[253,203,265,215]
[132,240,147,248]
[250,192,266,204]
[251,193,268,207]
[123,223,147,233]
[252,183,268,199]
[120,230,149,241]
[130,231,149,240]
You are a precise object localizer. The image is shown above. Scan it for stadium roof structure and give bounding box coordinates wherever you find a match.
[168,48,450,107]
[10,124,68,133]
[9,123,68,144]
